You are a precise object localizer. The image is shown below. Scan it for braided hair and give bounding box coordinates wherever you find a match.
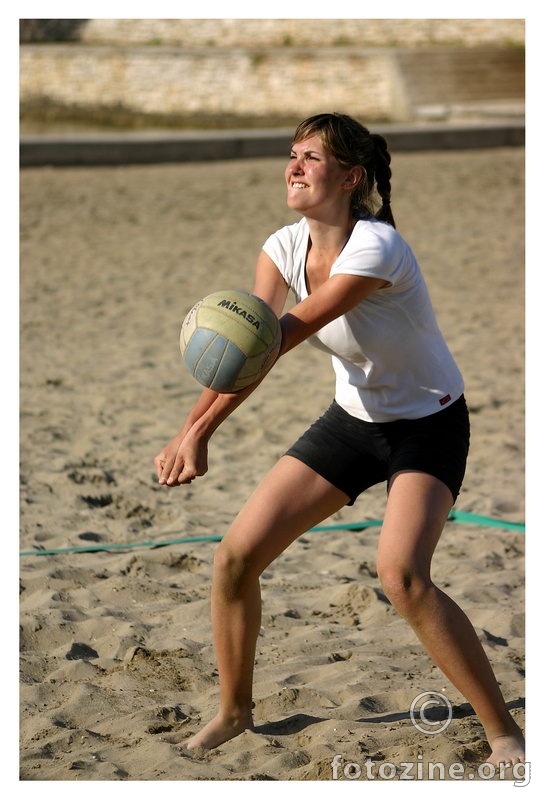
[292,112,396,228]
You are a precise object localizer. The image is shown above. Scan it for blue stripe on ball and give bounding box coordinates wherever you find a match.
[183,329,247,391]
[211,340,248,391]
[182,328,218,382]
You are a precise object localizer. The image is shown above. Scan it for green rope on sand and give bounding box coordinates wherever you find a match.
[447,509,525,532]
[19,510,525,557]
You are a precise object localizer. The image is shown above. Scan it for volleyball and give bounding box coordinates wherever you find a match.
[180,290,282,392]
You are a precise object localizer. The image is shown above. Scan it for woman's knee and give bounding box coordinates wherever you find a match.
[377,562,433,615]
[213,540,258,595]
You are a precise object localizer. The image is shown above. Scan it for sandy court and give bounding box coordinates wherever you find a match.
[19,146,525,781]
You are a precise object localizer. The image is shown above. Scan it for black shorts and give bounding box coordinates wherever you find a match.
[285,396,470,505]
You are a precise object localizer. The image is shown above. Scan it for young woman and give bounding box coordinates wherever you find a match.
[154,113,524,767]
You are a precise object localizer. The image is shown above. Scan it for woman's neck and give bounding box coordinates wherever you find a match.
[305,213,357,256]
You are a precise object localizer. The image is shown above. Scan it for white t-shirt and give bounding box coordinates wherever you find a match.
[262,217,464,422]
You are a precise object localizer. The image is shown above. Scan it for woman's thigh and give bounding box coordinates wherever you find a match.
[219,455,350,576]
[377,470,454,578]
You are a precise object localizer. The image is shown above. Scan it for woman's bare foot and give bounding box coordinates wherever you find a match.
[486,721,525,767]
[184,711,254,752]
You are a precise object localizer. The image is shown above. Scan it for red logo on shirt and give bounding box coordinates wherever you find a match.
[439,394,451,406]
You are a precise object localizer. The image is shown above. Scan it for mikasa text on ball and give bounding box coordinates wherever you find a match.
[180,290,282,392]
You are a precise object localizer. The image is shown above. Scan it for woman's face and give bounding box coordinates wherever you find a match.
[285,134,354,217]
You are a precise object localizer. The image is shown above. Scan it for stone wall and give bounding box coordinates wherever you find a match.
[20,46,406,125]
[65,18,526,48]
[19,19,525,129]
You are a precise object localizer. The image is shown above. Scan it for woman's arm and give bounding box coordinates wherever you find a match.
[155,252,289,486]
[155,375,271,485]
[278,271,388,355]
[252,250,290,316]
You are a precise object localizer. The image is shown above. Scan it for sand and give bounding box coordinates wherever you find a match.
[19,147,525,783]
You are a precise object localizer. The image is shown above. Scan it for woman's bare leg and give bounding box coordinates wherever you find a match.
[376,470,525,766]
[185,455,349,751]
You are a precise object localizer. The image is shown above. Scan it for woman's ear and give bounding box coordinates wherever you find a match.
[343,166,364,190]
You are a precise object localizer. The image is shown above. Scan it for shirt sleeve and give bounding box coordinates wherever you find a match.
[262,227,294,287]
[331,222,409,288]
